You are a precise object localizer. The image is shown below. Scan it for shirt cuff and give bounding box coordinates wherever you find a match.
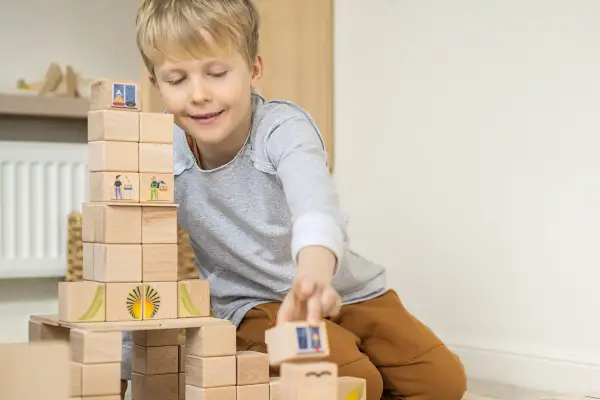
[291,211,344,275]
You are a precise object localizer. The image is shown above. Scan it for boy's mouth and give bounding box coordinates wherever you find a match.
[189,110,224,126]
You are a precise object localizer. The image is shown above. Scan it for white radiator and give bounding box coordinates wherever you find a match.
[0,141,87,278]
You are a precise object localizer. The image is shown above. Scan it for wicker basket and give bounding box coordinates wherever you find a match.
[66,212,198,281]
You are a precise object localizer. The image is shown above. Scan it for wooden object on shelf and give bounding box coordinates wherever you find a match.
[0,93,89,119]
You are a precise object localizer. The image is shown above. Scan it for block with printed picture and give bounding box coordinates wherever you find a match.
[140,173,174,203]
[89,172,139,203]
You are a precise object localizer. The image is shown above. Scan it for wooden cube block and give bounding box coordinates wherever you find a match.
[133,344,179,375]
[58,281,106,322]
[0,342,69,400]
[81,363,121,396]
[131,372,179,400]
[185,385,236,400]
[132,329,179,347]
[143,282,178,320]
[90,80,141,112]
[142,206,177,244]
[236,351,269,385]
[280,361,337,400]
[139,143,173,173]
[83,242,94,280]
[269,377,280,400]
[186,324,236,357]
[88,109,140,142]
[95,204,142,244]
[338,376,366,400]
[237,383,269,400]
[70,362,82,397]
[70,329,122,364]
[142,244,178,282]
[94,243,142,282]
[105,283,143,322]
[178,279,210,318]
[140,173,174,203]
[28,320,70,343]
[89,172,140,202]
[264,321,329,366]
[185,355,236,388]
[88,141,139,172]
[140,112,174,143]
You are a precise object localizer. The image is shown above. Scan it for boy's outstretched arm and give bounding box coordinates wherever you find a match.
[265,115,345,325]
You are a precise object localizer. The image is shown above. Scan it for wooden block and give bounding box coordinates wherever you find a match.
[89,172,140,202]
[186,355,236,388]
[83,242,94,280]
[178,279,210,318]
[105,283,143,322]
[94,243,143,282]
[139,143,173,173]
[0,342,69,400]
[140,112,174,143]
[140,173,174,203]
[82,203,96,242]
[88,141,139,172]
[280,361,338,400]
[186,324,236,357]
[237,383,269,400]
[142,244,178,282]
[142,206,177,244]
[95,204,142,244]
[70,362,82,397]
[58,281,106,323]
[179,373,185,400]
[179,344,186,372]
[269,377,280,400]
[131,372,179,400]
[337,376,366,400]
[132,329,180,347]
[186,385,236,400]
[28,320,70,342]
[70,329,122,363]
[143,282,178,320]
[81,363,121,396]
[264,321,329,366]
[90,80,141,112]
[236,350,269,385]
[133,344,179,374]
[88,109,140,142]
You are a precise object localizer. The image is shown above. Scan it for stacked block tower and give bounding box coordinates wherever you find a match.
[22,78,366,400]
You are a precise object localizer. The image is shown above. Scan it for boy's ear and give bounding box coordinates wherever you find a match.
[250,55,263,88]
[148,73,159,91]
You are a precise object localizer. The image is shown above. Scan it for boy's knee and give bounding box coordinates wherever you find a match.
[338,355,383,400]
[422,345,467,400]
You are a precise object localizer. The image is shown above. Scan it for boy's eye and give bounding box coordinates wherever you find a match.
[168,77,185,85]
[209,71,228,78]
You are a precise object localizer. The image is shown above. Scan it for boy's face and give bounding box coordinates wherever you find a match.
[151,48,262,147]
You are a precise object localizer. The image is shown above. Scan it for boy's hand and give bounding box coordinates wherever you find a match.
[276,246,342,326]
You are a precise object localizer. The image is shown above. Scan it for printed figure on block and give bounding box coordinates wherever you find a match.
[265,321,329,366]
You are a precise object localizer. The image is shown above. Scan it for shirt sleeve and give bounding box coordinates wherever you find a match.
[266,116,346,272]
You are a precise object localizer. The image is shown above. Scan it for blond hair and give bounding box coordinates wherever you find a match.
[136,0,260,76]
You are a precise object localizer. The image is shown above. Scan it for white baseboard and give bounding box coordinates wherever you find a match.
[449,343,600,396]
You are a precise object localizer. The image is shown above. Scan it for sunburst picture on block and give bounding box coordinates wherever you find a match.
[144,285,161,318]
[126,285,144,320]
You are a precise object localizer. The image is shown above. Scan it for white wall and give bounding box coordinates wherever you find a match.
[333,0,600,394]
[1,0,599,395]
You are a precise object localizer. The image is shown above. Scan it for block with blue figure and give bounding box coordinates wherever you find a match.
[264,320,330,366]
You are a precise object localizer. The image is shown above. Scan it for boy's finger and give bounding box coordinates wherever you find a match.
[276,293,296,325]
[306,295,321,326]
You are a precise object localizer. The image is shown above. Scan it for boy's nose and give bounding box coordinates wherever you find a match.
[189,82,212,104]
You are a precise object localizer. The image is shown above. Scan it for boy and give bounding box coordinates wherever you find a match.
[124,0,467,398]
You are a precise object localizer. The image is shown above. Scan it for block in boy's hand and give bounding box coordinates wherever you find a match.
[142,206,177,244]
[88,141,139,173]
[140,112,174,143]
[58,281,106,323]
[178,279,210,318]
[89,172,140,203]
[264,321,330,366]
[90,80,141,112]
[139,143,174,173]
[140,173,174,203]
[88,109,139,142]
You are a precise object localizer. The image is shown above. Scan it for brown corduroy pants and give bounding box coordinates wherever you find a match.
[236,289,467,400]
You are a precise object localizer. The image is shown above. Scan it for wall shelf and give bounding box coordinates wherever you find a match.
[0,93,88,119]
